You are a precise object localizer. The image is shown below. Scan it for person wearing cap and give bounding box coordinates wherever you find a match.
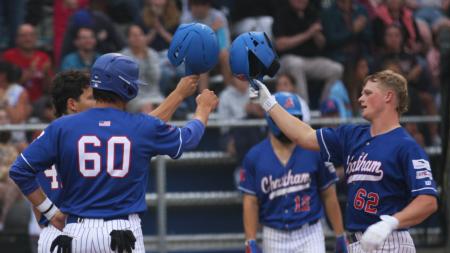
[8,53,219,252]
[239,92,347,253]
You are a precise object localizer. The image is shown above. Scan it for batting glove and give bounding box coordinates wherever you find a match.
[360,215,399,252]
[50,235,73,253]
[245,239,262,253]
[110,230,136,253]
[250,79,277,112]
[335,234,348,253]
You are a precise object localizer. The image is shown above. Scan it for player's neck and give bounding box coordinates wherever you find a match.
[369,111,401,136]
[95,101,126,111]
[270,135,296,152]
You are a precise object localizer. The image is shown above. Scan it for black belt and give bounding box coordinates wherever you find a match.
[66,214,129,224]
[347,232,361,244]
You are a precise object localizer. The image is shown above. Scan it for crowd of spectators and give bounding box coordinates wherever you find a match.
[0,0,447,239]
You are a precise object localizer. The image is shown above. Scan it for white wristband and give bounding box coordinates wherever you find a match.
[262,95,277,112]
[37,198,59,220]
[380,215,399,229]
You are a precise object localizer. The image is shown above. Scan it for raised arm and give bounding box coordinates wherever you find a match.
[254,80,320,151]
[149,75,199,122]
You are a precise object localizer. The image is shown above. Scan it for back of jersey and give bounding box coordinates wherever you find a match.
[28,108,183,218]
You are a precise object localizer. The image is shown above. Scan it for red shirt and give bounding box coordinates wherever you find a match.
[3,48,53,102]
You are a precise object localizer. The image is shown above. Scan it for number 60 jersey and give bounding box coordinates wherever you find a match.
[317,124,438,232]
[10,108,204,218]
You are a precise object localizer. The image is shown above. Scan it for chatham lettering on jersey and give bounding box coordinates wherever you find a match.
[261,170,311,200]
[346,152,383,183]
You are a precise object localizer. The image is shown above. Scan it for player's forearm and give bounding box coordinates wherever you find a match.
[269,105,320,151]
[27,188,48,207]
[393,195,438,228]
[193,106,213,126]
[150,91,184,122]
[243,195,259,239]
[321,186,345,235]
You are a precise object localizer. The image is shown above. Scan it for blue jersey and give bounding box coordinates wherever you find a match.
[238,138,338,231]
[317,124,438,231]
[10,108,204,218]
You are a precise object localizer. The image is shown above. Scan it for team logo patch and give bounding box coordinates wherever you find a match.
[416,170,433,180]
[346,153,383,183]
[284,97,295,109]
[99,120,111,127]
[412,159,431,171]
[261,170,311,200]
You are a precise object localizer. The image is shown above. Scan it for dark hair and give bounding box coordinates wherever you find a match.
[276,72,296,86]
[189,0,213,6]
[51,70,91,117]
[93,89,124,104]
[0,61,20,83]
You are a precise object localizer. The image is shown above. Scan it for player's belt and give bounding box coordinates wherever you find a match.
[66,214,130,224]
[347,232,362,244]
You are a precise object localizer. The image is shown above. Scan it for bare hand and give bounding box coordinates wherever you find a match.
[308,22,322,35]
[211,17,224,31]
[175,75,199,98]
[196,89,219,111]
[50,210,67,231]
[352,15,367,33]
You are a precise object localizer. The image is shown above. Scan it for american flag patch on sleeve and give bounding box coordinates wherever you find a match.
[99,120,111,127]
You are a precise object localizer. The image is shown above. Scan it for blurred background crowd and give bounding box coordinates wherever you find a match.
[0,0,448,251]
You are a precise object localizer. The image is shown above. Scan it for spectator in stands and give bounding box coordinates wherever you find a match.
[272,0,343,104]
[343,56,370,113]
[0,108,22,232]
[218,77,265,163]
[356,0,383,20]
[182,0,234,91]
[321,0,373,66]
[61,6,125,58]
[53,0,90,67]
[61,27,100,71]
[406,0,450,49]
[121,25,164,113]
[140,0,184,96]
[274,73,311,122]
[0,0,27,49]
[373,0,425,54]
[2,24,53,103]
[229,0,278,39]
[376,24,441,145]
[0,61,31,150]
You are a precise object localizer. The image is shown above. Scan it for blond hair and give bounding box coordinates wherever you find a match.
[363,69,409,114]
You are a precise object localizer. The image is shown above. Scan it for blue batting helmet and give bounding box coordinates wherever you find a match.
[168,23,219,75]
[266,92,303,136]
[90,53,144,102]
[229,32,280,88]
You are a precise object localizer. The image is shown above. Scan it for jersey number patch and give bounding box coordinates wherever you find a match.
[78,136,131,178]
[294,195,311,212]
[353,188,379,214]
[44,165,59,189]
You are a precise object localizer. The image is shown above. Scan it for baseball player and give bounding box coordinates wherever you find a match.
[34,69,199,253]
[239,92,348,253]
[250,70,438,252]
[9,53,218,253]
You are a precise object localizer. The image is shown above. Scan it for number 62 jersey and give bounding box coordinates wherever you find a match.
[316,124,438,232]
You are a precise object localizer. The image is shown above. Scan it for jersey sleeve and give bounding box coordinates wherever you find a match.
[317,157,338,191]
[316,125,349,165]
[9,124,58,195]
[238,151,257,195]
[401,143,438,197]
[153,118,205,159]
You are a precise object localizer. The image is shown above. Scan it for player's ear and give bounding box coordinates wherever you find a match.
[385,90,394,104]
[67,97,77,113]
